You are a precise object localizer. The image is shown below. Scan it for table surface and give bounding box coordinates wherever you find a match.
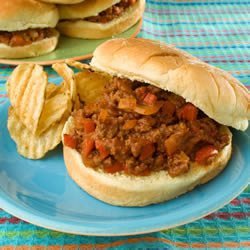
[0,0,249,249]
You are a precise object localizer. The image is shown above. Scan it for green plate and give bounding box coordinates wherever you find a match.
[0,20,142,65]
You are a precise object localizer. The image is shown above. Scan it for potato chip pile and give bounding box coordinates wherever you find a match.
[7,61,108,160]
[7,63,78,159]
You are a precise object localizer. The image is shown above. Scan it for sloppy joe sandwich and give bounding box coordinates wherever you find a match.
[57,0,145,39]
[0,0,59,59]
[63,38,250,206]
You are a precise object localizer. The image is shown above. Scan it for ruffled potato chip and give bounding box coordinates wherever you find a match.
[52,63,77,108]
[36,93,70,135]
[7,64,47,135]
[8,107,66,160]
[45,83,63,99]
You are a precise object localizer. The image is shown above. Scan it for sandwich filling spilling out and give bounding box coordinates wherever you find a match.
[64,76,230,177]
[0,28,56,47]
[85,0,137,23]
[62,0,137,24]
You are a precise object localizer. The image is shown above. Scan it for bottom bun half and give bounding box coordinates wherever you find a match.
[63,117,232,207]
[0,29,59,59]
[57,0,145,39]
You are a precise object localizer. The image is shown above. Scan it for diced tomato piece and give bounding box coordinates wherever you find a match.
[143,93,157,105]
[64,134,77,149]
[123,119,137,130]
[140,143,155,161]
[82,138,95,158]
[95,140,109,160]
[161,100,176,116]
[178,103,198,121]
[104,162,124,173]
[195,145,218,164]
[83,119,96,133]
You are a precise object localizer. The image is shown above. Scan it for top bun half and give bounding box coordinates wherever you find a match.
[0,0,59,32]
[91,38,250,131]
[58,0,120,20]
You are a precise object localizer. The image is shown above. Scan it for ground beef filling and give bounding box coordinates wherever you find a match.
[0,28,55,47]
[84,0,137,23]
[64,77,230,177]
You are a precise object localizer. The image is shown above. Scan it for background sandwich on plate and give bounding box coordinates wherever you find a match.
[0,0,59,59]
[63,38,250,207]
[57,0,145,39]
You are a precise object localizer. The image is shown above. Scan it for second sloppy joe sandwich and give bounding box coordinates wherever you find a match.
[57,0,145,39]
[63,38,250,206]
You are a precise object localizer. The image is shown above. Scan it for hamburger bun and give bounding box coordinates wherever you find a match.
[0,29,59,59]
[57,0,145,39]
[0,0,59,32]
[63,117,232,206]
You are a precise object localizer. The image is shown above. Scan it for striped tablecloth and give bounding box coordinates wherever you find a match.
[0,0,249,249]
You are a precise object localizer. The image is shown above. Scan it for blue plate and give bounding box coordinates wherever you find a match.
[0,100,249,236]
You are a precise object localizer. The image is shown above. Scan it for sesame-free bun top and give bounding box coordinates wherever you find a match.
[58,0,120,20]
[91,38,250,131]
[0,0,59,32]
[39,0,84,4]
